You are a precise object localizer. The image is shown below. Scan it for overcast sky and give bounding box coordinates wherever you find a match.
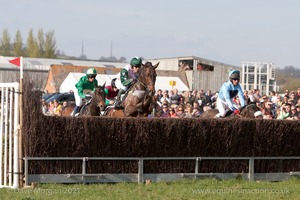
[1,0,300,68]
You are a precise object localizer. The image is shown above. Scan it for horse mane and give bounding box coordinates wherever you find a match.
[240,103,259,112]
[239,103,261,118]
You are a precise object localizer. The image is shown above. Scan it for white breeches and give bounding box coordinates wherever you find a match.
[115,78,126,90]
[74,89,92,107]
[216,98,239,117]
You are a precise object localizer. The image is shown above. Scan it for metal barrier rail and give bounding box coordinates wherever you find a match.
[24,156,300,185]
[0,82,20,189]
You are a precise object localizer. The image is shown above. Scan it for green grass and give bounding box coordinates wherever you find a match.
[0,178,299,200]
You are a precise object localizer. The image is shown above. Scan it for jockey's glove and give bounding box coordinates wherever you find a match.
[234,109,240,115]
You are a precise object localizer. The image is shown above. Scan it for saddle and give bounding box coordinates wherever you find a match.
[74,98,93,117]
[224,110,234,117]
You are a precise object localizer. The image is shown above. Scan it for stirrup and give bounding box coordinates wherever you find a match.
[114,101,122,109]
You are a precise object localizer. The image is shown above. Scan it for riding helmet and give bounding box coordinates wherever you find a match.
[130,57,142,67]
[228,70,240,79]
[86,68,97,76]
[111,78,117,88]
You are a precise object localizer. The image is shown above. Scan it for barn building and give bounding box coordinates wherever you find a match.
[1,56,277,95]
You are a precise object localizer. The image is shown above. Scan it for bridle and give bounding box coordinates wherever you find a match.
[134,64,156,95]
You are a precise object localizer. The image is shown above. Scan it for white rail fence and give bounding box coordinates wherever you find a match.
[24,156,300,185]
[0,82,20,188]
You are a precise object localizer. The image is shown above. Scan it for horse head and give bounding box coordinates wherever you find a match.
[93,82,106,111]
[137,61,159,96]
[239,103,262,118]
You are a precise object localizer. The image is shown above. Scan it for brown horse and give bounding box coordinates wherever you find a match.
[105,62,159,117]
[123,61,158,117]
[61,84,106,117]
[78,83,107,116]
[61,103,76,116]
[105,107,126,117]
[199,103,263,119]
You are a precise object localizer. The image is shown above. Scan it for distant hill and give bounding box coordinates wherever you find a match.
[275,66,300,92]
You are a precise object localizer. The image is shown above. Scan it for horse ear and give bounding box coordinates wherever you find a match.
[102,82,106,88]
[153,62,159,69]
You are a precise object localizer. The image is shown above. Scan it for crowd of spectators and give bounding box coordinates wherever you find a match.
[153,87,300,120]
[39,86,300,120]
[41,98,68,116]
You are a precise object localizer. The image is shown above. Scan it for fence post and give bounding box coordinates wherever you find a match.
[24,157,28,186]
[195,157,199,179]
[82,157,87,184]
[248,157,254,181]
[138,158,143,184]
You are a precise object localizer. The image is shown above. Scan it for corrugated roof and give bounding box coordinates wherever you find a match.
[0,56,127,70]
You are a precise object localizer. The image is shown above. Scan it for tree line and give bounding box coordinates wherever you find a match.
[0,29,129,62]
[0,28,57,58]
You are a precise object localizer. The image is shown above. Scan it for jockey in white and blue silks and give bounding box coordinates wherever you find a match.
[216,70,246,117]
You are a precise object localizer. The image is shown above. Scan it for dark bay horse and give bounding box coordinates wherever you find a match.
[199,104,263,119]
[106,62,159,117]
[73,83,107,117]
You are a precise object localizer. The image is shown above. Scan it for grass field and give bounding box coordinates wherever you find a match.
[0,178,299,200]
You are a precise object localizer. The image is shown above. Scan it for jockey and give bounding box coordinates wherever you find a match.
[215,69,246,118]
[114,57,142,109]
[104,78,119,105]
[72,68,98,116]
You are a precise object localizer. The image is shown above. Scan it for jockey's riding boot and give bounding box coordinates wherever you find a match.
[115,89,124,109]
[72,106,79,117]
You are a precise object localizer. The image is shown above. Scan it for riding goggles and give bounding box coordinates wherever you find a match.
[88,75,96,79]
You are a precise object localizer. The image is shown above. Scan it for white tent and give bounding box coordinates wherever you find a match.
[155,76,189,92]
[59,72,190,93]
[59,72,115,93]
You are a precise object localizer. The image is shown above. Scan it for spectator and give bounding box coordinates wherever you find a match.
[156,89,163,103]
[53,99,62,116]
[253,89,262,103]
[176,105,185,118]
[275,95,283,107]
[192,107,202,117]
[295,104,300,118]
[233,96,242,108]
[289,92,297,105]
[277,103,292,119]
[243,90,249,104]
[247,90,256,104]
[160,90,170,106]
[203,90,213,106]
[282,95,289,105]
[295,87,300,101]
[184,104,193,118]
[169,108,178,118]
[169,88,182,106]
[160,104,170,118]
[261,101,274,119]
[270,91,277,104]
[48,100,54,115]
[182,90,192,105]
[42,100,50,115]
[289,105,299,120]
